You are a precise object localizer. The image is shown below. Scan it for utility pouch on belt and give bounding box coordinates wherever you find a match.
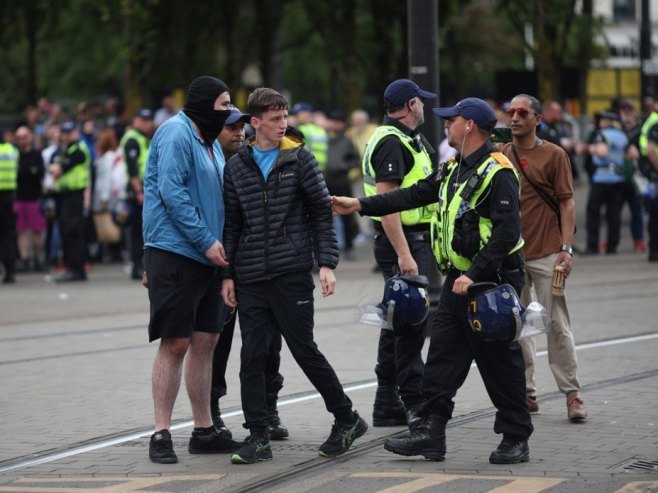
[452,209,480,258]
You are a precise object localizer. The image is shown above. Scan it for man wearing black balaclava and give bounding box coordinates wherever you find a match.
[142,76,240,464]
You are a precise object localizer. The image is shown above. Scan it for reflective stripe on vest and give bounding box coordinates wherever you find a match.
[639,111,658,157]
[362,125,437,225]
[298,123,328,171]
[55,141,91,192]
[120,128,150,181]
[430,152,524,272]
[0,143,18,191]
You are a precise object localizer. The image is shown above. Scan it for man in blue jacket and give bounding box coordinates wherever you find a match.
[142,76,240,464]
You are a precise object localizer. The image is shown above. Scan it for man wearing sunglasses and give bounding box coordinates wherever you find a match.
[333,97,532,464]
[498,94,587,423]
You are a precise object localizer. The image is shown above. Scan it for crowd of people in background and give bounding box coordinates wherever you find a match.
[1,91,657,285]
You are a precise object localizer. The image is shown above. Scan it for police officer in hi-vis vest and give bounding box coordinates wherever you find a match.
[332,98,533,464]
[638,102,658,261]
[50,121,92,282]
[361,79,439,428]
[0,135,19,283]
[121,108,154,280]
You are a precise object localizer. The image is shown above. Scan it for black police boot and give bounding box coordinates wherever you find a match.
[406,405,424,431]
[266,395,289,440]
[384,414,447,461]
[210,398,232,439]
[373,385,407,426]
[489,434,529,464]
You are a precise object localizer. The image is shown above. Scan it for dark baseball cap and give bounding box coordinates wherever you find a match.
[383,79,437,107]
[135,108,153,120]
[290,102,314,115]
[432,97,497,131]
[224,104,251,125]
[60,121,77,133]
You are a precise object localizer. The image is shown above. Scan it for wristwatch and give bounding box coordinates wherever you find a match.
[560,245,573,256]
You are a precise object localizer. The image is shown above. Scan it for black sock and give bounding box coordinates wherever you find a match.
[335,410,355,425]
[193,426,215,434]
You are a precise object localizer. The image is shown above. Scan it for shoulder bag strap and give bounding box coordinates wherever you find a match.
[510,144,561,219]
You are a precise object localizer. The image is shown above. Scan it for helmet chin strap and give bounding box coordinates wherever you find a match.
[386,300,396,331]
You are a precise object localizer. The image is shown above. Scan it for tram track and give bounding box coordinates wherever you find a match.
[1,326,657,367]
[225,368,658,493]
[1,341,657,478]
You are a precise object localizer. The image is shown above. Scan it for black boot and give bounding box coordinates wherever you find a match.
[266,395,289,440]
[373,385,407,427]
[489,434,529,464]
[384,414,447,461]
[406,405,424,431]
[210,399,232,439]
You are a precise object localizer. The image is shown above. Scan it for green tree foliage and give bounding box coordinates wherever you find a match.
[499,0,604,102]
[0,0,606,118]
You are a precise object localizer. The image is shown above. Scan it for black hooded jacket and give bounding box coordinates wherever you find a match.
[222,129,339,284]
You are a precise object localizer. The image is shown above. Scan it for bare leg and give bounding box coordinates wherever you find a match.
[185,331,219,428]
[152,338,189,431]
[17,231,29,261]
[33,231,44,262]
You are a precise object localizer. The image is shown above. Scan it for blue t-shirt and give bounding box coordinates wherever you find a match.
[252,146,279,179]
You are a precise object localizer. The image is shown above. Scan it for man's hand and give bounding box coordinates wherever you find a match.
[319,266,336,297]
[221,278,237,308]
[331,196,361,215]
[556,251,573,278]
[397,252,418,276]
[49,163,63,178]
[205,240,229,267]
[141,271,148,288]
[452,274,474,295]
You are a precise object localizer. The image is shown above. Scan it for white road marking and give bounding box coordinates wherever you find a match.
[1,332,657,473]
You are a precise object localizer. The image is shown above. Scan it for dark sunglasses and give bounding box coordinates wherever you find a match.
[506,107,536,118]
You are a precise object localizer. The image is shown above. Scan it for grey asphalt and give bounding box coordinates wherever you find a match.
[1,185,658,492]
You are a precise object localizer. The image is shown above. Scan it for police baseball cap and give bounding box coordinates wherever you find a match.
[290,102,314,115]
[595,110,620,121]
[383,79,437,108]
[60,121,77,133]
[433,97,497,131]
[135,108,153,120]
[224,104,251,125]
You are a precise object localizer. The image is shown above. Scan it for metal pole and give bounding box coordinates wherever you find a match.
[407,0,439,153]
[640,0,653,99]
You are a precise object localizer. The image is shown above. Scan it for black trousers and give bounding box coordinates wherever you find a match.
[56,191,85,274]
[648,200,658,259]
[236,271,352,430]
[421,271,533,439]
[586,182,625,253]
[0,191,16,277]
[130,200,144,271]
[373,231,435,408]
[211,309,284,402]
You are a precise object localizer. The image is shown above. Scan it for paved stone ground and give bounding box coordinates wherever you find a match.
[1,184,658,492]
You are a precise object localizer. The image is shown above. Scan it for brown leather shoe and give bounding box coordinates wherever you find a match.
[567,392,587,422]
[526,395,539,414]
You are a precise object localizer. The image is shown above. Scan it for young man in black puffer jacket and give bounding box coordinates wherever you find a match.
[221,88,367,465]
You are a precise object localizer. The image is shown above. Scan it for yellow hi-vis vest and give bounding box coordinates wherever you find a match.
[639,111,658,157]
[120,128,150,181]
[0,142,18,191]
[362,125,437,225]
[55,141,91,192]
[430,152,524,272]
[298,123,328,171]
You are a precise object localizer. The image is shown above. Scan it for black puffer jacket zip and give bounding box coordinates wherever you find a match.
[222,131,338,284]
